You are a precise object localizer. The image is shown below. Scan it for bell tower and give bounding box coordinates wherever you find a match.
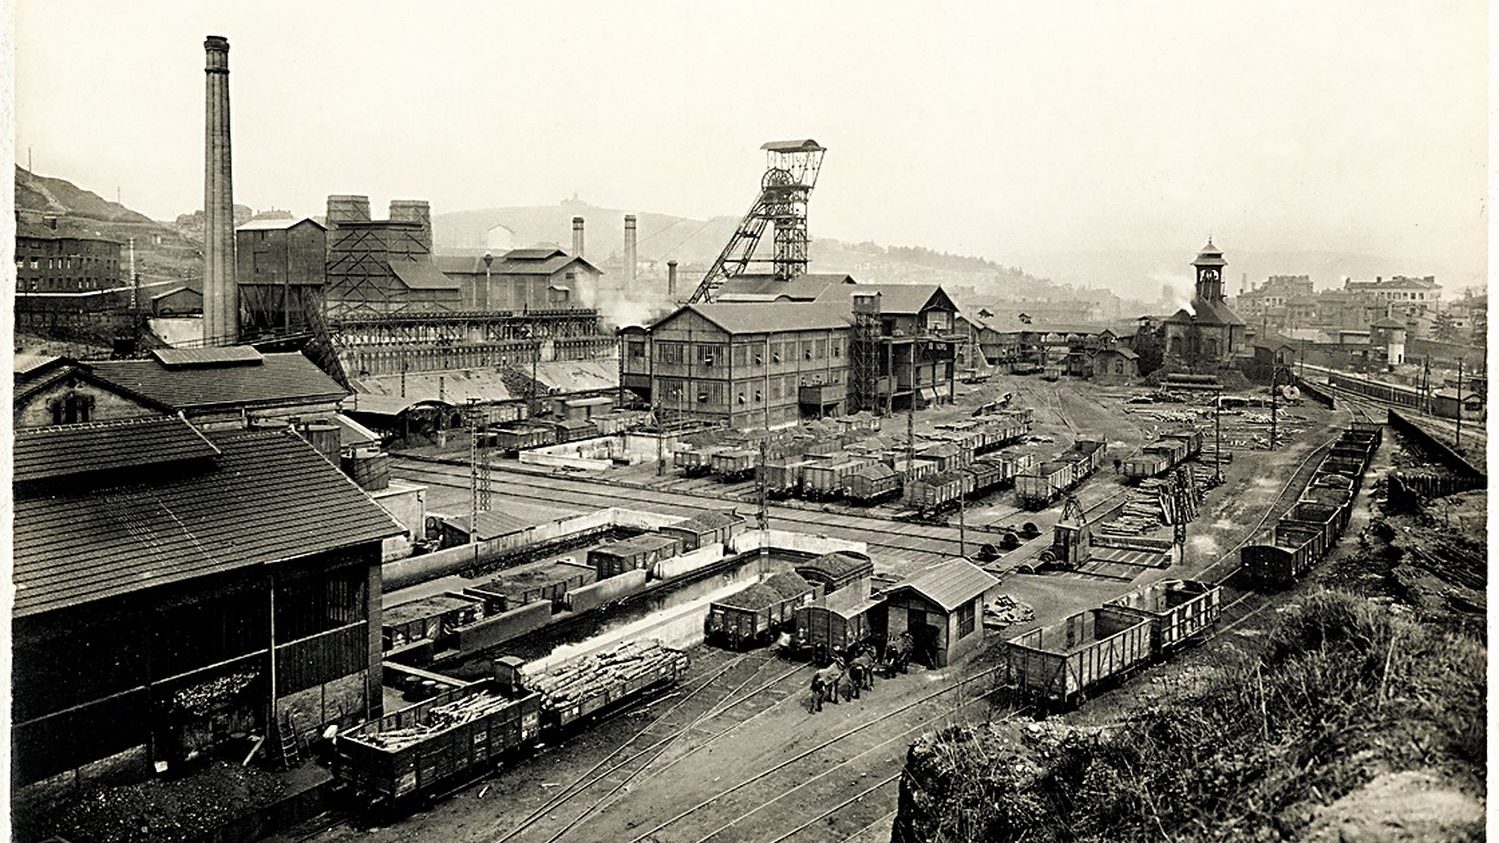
[1192,238,1227,302]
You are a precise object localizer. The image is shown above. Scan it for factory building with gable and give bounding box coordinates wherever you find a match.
[1163,239,1247,369]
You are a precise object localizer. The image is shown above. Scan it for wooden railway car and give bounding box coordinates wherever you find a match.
[794,551,875,594]
[334,684,542,808]
[902,469,975,513]
[587,534,681,578]
[382,595,485,651]
[845,462,900,503]
[674,446,723,476]
[462,561,597,613]
[1102,579,1221,653]
[1299,484,1353,512]
[792,591,886,664]
[803,458,868,500]
[494,423,557,455]
[658,510,747,552]
[507,643,692,730]
[710,448,758,481]
[1242,538,1317,588]
[759,458,813,497]
[1002,608,1153,708]
[549,418,599,444]
[914,442,974,473]
[705,571,820,649]
[961,460,1002,497]
[1015,440,1103,508]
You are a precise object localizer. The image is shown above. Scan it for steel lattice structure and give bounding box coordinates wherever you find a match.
[690,140,826,303]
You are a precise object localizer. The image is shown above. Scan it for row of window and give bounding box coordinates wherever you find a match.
[22,278,104,292]
[16,255,117,271]
[654,338,845,366]
[655,372,845,405]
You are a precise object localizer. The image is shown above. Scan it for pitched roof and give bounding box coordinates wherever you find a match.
[236,217,325,232]
[14,415,220,483]
[434,251,600,277]
[818,283,956,315]
[1165,299,1246,327]
[153,345,263,368]
[532,359,619,394]
[389,259,461,290]
[87,351,348,413]
[680,301,851,334]
[13,353,64,378]
[443,509,548,541]
[762,139,825,152]
[350,367,515,405]
[12,429,402,617]
[1192,239,1227,268]
[715,273,855,302]
[886,558,998,611]
[1371,317,1407,329]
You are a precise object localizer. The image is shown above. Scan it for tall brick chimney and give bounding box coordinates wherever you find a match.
[572,216,585,258]
[202,36,237,345]
[623,215,637,283]
[667,260,678,298]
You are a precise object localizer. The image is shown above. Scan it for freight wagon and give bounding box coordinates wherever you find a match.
[673,446,722,476]
[1124,429,1201,481]
[1014,439,1105,509]
[794,551,875,594]
[802,458,868,500]
[901,469,974,515]
[759,458,812,497]
[915,443,974,473]
[382,596,485,650]
[792,591,886,664]
[587,534,681,578]
[710,448,758,481]
[845,462,900,504]
[334,683,542,809]
[706,571,820,649]
[1102,579,1221,654]
[549,418,599,444]
[494,423,556,455]
[1002,607,1153,708]
[462,560,597,612]
[658,511,747,552]
[516,642,691,729]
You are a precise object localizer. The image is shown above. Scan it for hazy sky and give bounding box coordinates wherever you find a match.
[14,0,1489,289]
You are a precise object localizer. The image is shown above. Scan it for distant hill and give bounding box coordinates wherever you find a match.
[15,166,203,286]
[434,200,1073,306]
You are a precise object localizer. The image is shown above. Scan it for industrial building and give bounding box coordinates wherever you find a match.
[831,284,961,412]
[14,221,128,324]
[435,248,601,311]
[324,195,461,317]
[11,416,401,798]
[881,558,999,668]
[236,217,327,336]
[1163,239,1248,369]
[621,301,851,427]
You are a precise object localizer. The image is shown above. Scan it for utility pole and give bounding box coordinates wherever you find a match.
[905,339,918,488]
[1269,367,1279,451]
[655,396,665,476]
[1214,387,1223,483]
[1455,357,1464,449]
[468,397,482,546]
[958,491,966,558]
[757,437,769,530]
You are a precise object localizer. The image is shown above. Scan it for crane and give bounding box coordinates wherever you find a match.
[688,140,826,303]
[1039,495,1090,569]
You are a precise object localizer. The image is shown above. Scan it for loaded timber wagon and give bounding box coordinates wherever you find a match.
[334,683,542,809]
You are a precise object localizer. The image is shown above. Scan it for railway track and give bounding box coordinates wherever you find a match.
[392,461,973,560]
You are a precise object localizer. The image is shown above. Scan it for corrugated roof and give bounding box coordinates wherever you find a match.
[351,367,515,405]
[153,346,264,368]
[887,558,998,611]
[12,429,402,618]
[533,359,619,394]
[714,273,855,302]
[684,301,851,335]
[14,353,63,377]
[89,352,348,412]
[14,415,220,483]
[389,259,461,290]
[236,217,325,232]
[434,251,600,277]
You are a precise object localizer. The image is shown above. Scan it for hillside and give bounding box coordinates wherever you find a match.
[15,166,203,287]
[434,200,1074,306]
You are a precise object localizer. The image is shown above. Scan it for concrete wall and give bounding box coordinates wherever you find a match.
[563,569,649,613]
[731,529,867,557]
[371,482,425,561]
[383,507,674,591]
[454,600,552,653]
[650,543,724,580]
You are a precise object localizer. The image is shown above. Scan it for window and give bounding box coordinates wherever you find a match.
[815,339,827,359]
[737,391,746,405]
[754,389,762,403]
[49,391,94,425]
[832,340,841,358]
[771,343,782,363]
[958,599,976,638]
[628,340,645,358]
[804,341,813,361]
[754,348,763,365]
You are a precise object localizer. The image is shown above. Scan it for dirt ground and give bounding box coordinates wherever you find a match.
[267,375,1356,843]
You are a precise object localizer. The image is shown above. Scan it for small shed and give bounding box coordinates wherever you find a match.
[554,395,615,421]
[1092,347,1139,383]
[658,510,747,552]
[882,558,999,668]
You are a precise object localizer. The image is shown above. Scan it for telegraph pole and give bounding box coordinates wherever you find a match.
[1269,367,1279,451]
[1214,387,1223,483]
[1455,357,1464,449]
[958,491,966,558]
[468,397,482,546]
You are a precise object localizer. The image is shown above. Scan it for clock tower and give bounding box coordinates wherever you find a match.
[1193,238,1227,302]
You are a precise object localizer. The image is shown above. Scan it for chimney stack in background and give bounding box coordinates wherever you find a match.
[667,260,678,298]
[623,215,637,283]
[202,35,238,346]
[572,216,586,258]
[389,200,432,255]
[326,194,371,228]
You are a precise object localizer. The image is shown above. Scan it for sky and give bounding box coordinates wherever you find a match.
[13,0,1490,293]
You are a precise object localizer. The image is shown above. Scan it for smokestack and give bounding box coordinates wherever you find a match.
[202,35,238,346]
[389,200,432,255]
[667,260,678,298]
[326,194,371,227]
[572,216,585,258]
[623,215,637,283]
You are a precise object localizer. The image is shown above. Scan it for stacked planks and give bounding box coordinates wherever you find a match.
[360,690,517,751]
